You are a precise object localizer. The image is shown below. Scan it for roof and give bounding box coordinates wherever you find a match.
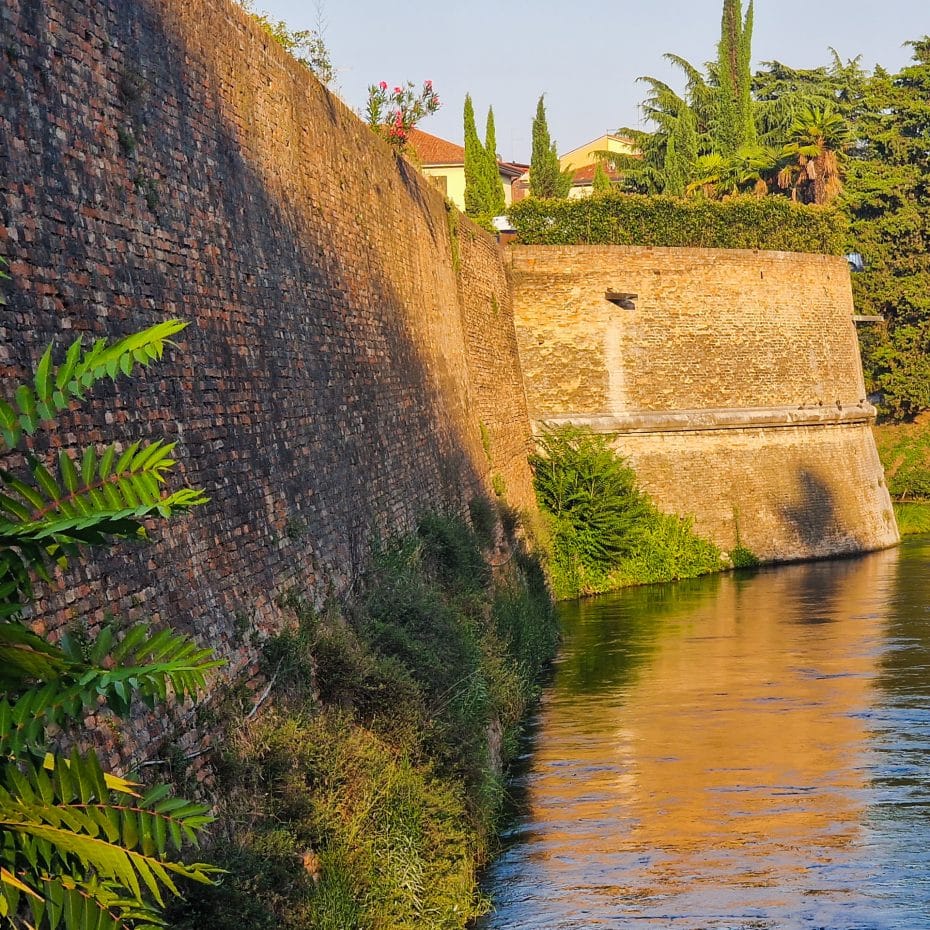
[498,161,526,178]
[408,129,527,177]
[571,162,622,185]
[408,129,465,166]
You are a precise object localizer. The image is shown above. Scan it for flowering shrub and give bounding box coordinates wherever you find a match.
[366,80,440,148]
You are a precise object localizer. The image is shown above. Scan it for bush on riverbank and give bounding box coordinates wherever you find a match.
[530,425,722,599]
[893,502,930,537]
[167,508,557,930]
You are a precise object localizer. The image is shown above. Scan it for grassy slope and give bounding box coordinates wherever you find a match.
[168,506,557,930]
[874,416,930,536]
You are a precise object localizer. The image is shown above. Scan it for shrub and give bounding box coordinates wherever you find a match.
[507,192,847,253]
[530,425,651,571]
[530,424,722,598]
[416,510,490,590]
[730,545,762,569]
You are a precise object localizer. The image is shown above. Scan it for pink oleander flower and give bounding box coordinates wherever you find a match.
[379,81,388,90]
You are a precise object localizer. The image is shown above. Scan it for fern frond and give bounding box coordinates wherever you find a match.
[0,623,69,687]
[0,752,219,913]
[0,474,207,614]
[28,873,167,930]
[1,440,202,528]
[0,321,188,451]
[0,623,221,756]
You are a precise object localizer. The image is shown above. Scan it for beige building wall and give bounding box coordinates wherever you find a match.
[559,133,636,172]
[420,164,515,212]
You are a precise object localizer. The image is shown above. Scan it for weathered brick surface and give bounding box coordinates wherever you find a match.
[509,245,898,560]
[616,424,897,562]
[509,245,868,416]
[0,0,534,768]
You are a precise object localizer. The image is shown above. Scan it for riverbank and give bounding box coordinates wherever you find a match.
[875,418,930,535]
[167,507,557,930]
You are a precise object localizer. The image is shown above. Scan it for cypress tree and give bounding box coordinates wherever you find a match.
[463,93,487,216]
[484,107,506,216]
[592,160,612,195]
[530,96,571,198]
[716,0,755,154]
[737,0,756,147]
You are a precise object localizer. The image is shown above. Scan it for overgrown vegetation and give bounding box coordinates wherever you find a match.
[168,506,557,930]
[236,0,335,86]
[0,316,220,928]
[875,418,930,501]
[873,419,930,536]
[508,193,846,252]
[530,425,722,599]
[892,502,930,537]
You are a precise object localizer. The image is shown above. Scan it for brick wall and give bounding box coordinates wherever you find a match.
[0,0,534,767]
[509,245,898,560]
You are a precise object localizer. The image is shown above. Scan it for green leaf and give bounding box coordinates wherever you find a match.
[34,345,54,403]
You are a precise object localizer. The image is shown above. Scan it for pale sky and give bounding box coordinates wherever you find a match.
[255,0,927,162]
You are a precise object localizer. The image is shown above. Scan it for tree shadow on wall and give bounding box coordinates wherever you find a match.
[778,468,862,556]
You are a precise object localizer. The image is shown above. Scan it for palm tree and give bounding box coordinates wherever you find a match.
[777,103,851,204]
[687,146,777,199]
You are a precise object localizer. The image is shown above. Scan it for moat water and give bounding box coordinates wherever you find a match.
[478,536,930,929]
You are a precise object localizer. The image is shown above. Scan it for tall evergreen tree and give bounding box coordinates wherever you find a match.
[484,107,506,216]
[530,96,572,198]
[463,93,487,216]
[716,0,756,154]
[592,160,612,195]
[845,38,930,418]
[664,103,699,196]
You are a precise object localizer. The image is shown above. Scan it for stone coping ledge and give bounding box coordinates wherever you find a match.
[534,404,877,435]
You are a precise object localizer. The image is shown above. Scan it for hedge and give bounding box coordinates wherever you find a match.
[507,193,848,254]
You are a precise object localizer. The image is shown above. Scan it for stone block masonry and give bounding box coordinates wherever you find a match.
[509,245,899,561]
[0,0,534,770]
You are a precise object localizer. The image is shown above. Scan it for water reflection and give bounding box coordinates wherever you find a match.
[480,541,930,929]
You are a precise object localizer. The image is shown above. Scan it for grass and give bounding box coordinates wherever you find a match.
[893,501,930,536]
[875,415,930,500]
[874,418,930,536]
[167,509,557,930]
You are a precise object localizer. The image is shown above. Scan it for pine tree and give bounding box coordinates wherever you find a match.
[484,107,506,216]
[463,93,486,216]
[530,96,571,198]
[716,0,755,154]
[664,103,699,196]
